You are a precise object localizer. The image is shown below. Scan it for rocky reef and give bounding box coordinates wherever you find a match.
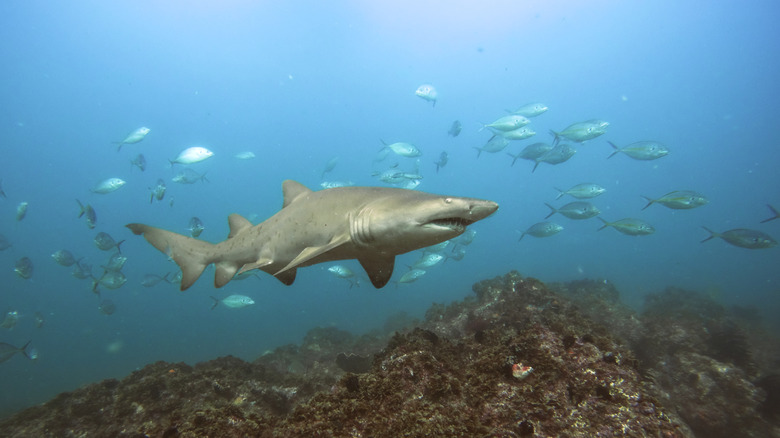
[1,271,778,437]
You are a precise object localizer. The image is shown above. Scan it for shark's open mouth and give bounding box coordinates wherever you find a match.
[427,217,474,231]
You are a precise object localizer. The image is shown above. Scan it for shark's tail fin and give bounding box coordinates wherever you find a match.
[126,223,215,291]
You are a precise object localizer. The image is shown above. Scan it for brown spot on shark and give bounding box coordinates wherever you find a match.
[127,180,498,290]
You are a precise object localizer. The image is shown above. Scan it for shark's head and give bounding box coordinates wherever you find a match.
[353,191,498,254]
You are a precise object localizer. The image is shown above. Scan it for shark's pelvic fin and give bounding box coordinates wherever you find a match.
[126,223,213,291]
[227,214,253,238]
[282,180,312,208]
[358,254,396,288]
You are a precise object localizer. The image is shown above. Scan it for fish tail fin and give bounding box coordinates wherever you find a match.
[761,204,780,223]
[472,146,482,159]
[506,152,519,166]
[76,199,85,217]
[700,226,718,243]
[640,196,655,210]
[115,240,125,254]
[20,341,32,359]
[201,173,209,183]
[162,272,171,283]
[597,217,610,231]
[554,187,565,200]
[549,130,560,146]
[607,141,620,159]
[532,160,540,173]
[478,123,487,132]
[126,223,215,291]
[544,203,557,219]
[210,296,219,310]
[518,231,526,241]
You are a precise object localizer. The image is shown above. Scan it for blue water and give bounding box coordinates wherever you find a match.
[1,0,778,417]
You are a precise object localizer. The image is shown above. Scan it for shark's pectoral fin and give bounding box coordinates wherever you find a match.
[237,258,273,275]
[358,255,396,289]
[275,234,350,275]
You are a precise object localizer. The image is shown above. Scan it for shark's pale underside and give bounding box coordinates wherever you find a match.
[127,180,498,290]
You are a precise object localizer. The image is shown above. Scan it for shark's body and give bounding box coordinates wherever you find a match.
[127,180,498,290]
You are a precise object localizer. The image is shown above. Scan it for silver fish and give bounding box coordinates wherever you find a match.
[597,218,655,236]
[92,270,127,292]
[474,135,509,158]
[141,272,170,287]
[105,252,128,272]
[321,157,338,179]
[320,181,354,189]
[14,257,33,279]
[445,247,466,261]
[150,178,166,203]
[701,227,777,249]
[545,202,600,220]
[448,120,462,137]
[210,294,255,310]
[396,269,426,285]
[72,259,92,279]
[16,201,28,221]
[0,233,12,251]
[95,232,124,252]
[550,120,608,145]
[519,222,563,240]
[435,151,448,173]
[641,191,708,210]
[52,249,77,267]
[234,151,256,160]
[130,153,146,171]
[507,142,553,166]
[0,311,19,329]
[415,84,437,106]
[506,103,549,118]
[77,200,97,229]
[480,115,530,132]
[114,127,150,151]
[34,311,45,328]
[170,146,214,166]
[379,141,422,158]
[328,265,355,279]
[173,168,209,184]
[555,183,606,200]
[91,178,126,194]
[99,299,116,315]
[188,217,205,237]
[411,253,444,269]
[499,126,536,141]
[607,141,669,160]
[533,144,576,172]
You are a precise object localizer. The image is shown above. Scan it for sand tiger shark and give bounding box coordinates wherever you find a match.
[127,180,498,290]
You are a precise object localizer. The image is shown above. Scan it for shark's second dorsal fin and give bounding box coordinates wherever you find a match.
[282,180,313,208]
[227,214,253,239]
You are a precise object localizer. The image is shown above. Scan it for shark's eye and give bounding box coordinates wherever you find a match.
[444,198,453,204]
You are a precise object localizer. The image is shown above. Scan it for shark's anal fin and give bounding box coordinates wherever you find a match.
[358,255,396,288]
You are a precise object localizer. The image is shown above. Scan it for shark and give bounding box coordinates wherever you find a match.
[126,180,498,290]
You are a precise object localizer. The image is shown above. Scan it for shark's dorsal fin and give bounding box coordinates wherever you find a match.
[275,233,350,276]
[282,180,312,208]
[227,214,253,239]
[358,254,396,288]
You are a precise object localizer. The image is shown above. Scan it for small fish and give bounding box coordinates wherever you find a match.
[234,151,256,160]
[498,126,536,141]
[506,103,549,118]
[149,178,166,203]
[320,181,354,189]
[91,178,126,194]
[72,259,92,279]
[170,146,214,166]
[550,120,608,145]
[480,115,530,132]
[210,294,255,310]
[16,201,28,221]
[0,311,19,329]
[141,272,170,287]
[455,229,477,246]
[98,299,116,315]
[607,141,669,160]
[328,265,355,279]
[533,144,576,172]
[379,140,422,158]
[507,143,553,166]
[104,252,128,272]
[597,218,655,236]
[545,202,600,220]
[0,234,12,251]
[445,247,466,262]
[114,127,150,151]
[518,222,563,241]
[173,169,209,184]
[0,341,33,363]
[641,191,709,210]
[760,204,779,223]
[52,249,77,267]
[474,135,510,158]
[411,253,444,269]
[188,217,205,237]
[434,151,448,173]
[92,270,127,292]
[77,200,97,229]
[321,157,338,179]
[130,153,146,171]
[701,227,777,249]
[14,257,34,279]
[95,232,124,252]
[448,120,462,137]
[415,84,437,106]
[555,183,606,200]
[0,178,6,198]
[34,311,45,328]
[396,269,426,285]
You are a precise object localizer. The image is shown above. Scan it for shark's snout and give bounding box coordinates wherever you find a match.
[469,200,499,221]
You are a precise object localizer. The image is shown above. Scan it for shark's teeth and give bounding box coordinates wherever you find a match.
[429,217,471,230]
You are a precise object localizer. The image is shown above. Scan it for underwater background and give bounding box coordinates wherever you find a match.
[0,0,778,419]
